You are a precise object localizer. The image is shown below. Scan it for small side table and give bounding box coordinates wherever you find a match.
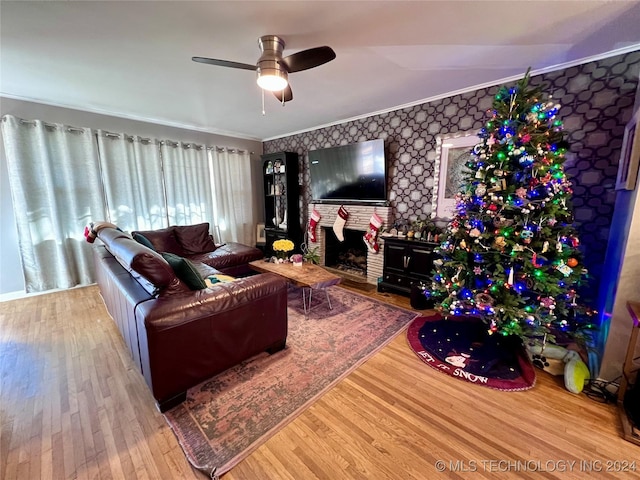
[618,301,640,446]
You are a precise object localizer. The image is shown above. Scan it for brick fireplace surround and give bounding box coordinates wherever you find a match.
[309,204,392,285]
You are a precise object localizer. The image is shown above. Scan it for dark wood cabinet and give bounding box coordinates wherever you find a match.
[378,237,438,296]
[261,152,301,257]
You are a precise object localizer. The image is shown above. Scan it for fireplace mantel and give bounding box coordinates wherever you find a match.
[309,204,392,285]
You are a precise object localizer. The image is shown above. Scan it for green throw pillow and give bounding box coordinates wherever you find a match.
[161,252,207,290]
[133,232,156,251]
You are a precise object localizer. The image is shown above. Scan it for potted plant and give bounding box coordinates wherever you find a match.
[303,246,320,265]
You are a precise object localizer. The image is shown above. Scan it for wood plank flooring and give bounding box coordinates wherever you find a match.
[1,285,638,479]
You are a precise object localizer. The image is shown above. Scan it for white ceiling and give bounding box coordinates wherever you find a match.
[2,1,640,142]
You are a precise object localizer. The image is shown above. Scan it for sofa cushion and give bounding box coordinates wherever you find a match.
[133,232,156,251]
[161,253,207,290]
[134,227,183,255]
[188,242,264,271]
[192,261,220,279]
[174,223,217,254]
[98,227,131,244]
[103,236,179,292]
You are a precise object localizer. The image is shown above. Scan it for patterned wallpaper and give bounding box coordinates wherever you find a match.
[264,51,640,305]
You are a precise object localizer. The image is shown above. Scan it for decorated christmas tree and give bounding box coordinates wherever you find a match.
[430,71,595,342]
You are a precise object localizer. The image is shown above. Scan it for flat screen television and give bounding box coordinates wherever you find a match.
[309,139,387,204]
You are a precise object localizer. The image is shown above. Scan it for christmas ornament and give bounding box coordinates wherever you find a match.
[567,258,578,267]
[515,187,527,198]
[556,262,573,277]
[532,253,543,267]
[540,297,556,309]
[475,293,494,308]
[519,155,535,166]
[520,230,534,244]
[493,236,507,249]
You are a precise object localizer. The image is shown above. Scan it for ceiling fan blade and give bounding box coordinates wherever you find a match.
[282,46,336,73]
[272,84,293,103]
[192,57,256,71]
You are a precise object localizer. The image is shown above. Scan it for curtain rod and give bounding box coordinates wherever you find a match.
[101,131,154,144]
[5,115,254,154]
[15,117,86,134]
[158,140,253,154]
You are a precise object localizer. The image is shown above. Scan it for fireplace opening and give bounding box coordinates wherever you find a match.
[324,228,367,278]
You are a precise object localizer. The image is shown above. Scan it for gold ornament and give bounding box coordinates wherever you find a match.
[493,236,506,249]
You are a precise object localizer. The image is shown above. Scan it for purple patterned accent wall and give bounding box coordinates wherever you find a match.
[264,51,640,305]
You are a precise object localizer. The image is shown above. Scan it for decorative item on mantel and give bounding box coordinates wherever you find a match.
[271,238,294,262]
[380,218,442,242]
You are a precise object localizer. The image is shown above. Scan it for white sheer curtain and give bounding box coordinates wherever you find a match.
[97,132,167,232]
[1,115,106,292]
[161,141,215,227]
[210,148,256,245]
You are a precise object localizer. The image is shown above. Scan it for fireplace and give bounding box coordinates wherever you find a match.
[308,204,393,285]
[323,228,367,277]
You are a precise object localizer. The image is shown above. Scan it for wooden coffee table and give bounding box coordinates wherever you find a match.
[249,260,342,318]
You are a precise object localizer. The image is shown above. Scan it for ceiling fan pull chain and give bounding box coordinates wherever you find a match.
[262,89,266,116]
[281,91,285,107]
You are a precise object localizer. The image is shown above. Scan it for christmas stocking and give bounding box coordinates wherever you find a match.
[308,208,321,243]
[333,206,349,242]
[363,212,383,253]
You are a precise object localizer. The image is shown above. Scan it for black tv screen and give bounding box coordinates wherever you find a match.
[309,139,386,204]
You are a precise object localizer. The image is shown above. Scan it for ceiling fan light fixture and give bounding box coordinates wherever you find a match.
[256,62,288,91]
[193,34,335,102]
[257,72,288,91]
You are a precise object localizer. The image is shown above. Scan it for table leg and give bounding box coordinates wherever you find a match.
[303,287,333,318]
[302,287,313,319]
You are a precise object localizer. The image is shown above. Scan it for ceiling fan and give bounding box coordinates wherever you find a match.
[192,35,336,103]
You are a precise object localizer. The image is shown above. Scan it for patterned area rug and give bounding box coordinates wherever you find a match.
[164,286,418,477]
[407,314,536,391]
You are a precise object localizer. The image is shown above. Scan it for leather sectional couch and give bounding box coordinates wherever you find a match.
[93,223,288,411]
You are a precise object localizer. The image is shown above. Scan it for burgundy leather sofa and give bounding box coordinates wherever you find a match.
[93,224,288,412]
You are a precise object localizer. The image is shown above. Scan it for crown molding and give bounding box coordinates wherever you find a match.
[0,93,262,142]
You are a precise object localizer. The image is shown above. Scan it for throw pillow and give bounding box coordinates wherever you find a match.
[133,232,156,251]
[161,252,207,290]
[174,223,217,254]
[133,227,184,255]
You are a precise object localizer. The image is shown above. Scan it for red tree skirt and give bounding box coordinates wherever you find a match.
[407,314,536,391]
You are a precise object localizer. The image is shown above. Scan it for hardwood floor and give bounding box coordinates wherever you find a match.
[1,285,638,479]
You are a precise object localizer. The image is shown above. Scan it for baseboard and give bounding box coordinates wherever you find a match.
[0,290,27,302]
[0,284,97,303]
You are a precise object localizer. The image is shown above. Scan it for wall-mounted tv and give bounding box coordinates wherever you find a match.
[309,139,387,204]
